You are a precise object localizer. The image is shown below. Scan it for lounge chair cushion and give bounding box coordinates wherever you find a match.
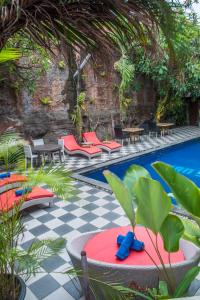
[61,135,102,154]
[84,226,184,266]
[0,187,54,212]
[83,132,121,150]
[0,174,27,188]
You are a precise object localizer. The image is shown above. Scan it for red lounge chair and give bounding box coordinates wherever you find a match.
[0,174,27,193]
[82,132,122,154]
[0,187,55,213]
[61,135,102,160]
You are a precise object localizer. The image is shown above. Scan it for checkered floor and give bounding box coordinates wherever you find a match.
[51,126,200,171]
[21,126,200,300]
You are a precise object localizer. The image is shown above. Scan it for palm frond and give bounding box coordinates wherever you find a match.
[17,239,65,278]
[0,130,25,169]
[0,1,176,56]
[66,268,153,300]
[22,165,74,200]
[0,48,21,62]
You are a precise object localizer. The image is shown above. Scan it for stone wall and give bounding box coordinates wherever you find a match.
[0,51,156,141]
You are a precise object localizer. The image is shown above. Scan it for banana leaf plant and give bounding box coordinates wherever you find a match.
[103,162,200,299]
[0,130,74,300]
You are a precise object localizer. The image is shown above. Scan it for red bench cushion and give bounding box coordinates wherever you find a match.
[0,187,54,212]
[84,226,185,266]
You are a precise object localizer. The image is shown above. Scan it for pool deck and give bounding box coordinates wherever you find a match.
[22,126,200,300]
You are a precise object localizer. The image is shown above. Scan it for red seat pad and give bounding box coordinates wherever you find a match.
[0,187,54,212]
[84,226,185,266]
[100,141,121,150]
[0,174,27,187]
[61,135,101,154]
[83,132,121,150]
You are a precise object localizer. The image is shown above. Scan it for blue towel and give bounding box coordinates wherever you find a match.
[116,231,134,260]
[0,172,11,179]
[117,234,144,251]
[15,188,32,197]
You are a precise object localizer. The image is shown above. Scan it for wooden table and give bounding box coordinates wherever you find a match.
[122,128,144,143]
[157,123,174,136]
[33,144,62,164]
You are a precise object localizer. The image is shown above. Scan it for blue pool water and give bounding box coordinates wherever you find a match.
[83,139,200,199]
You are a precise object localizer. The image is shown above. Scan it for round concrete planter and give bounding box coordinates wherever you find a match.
[67,231,200,294]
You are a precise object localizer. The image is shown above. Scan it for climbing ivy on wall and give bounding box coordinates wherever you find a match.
[114,7,200,125]
[0,33,51,96]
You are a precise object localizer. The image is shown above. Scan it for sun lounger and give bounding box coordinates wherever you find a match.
[61,135,102,160]
[82,132,122,154]
[0,174,27,193]
[0,186,55,213]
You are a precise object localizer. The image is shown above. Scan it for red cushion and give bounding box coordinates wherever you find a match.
[0,187,54,212]
[84,226,185,266]
[61,135,101,154]
[100,141,121,150]
[83,132,100,144]
[0,174,27,187]
[83,132,121,149]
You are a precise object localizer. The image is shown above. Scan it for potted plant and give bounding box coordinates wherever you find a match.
[0,130,73,300]
[67,162,200,299]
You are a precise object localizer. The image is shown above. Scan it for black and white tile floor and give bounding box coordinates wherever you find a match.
[51,126,200,172]
[21,127,200,300]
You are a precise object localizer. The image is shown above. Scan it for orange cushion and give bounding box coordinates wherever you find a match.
[0,174,27,187]
[83,132,100,144]
[61,135,101,154]
[0,187,54,212]
[84,226,185,266]
[83,132,121,149]
[100,141,121,150]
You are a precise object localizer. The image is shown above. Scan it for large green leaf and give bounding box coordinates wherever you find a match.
[159,281,169,298]
[181,218,200,247]
[135,177,171,233]
[153,162,200,218]
[104,170,135,227]
[160,214,184,252]
[123,165,151,201]
[173,266,200,298]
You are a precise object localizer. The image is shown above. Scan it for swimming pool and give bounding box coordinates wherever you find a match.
[82,139,200,198]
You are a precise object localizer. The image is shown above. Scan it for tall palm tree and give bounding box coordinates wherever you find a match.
[0,0,175,55]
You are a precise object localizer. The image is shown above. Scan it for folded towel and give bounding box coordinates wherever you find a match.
[116,231,134,260]
[15,188,32,197]
[117,234,144,251]
[0,172,11,179]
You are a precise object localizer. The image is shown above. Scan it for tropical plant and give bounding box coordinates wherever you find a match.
[1,34,51,96]
[40,96,52,106]
[0,130,73,300]
[112,4,200,126]
[153,161,200,248]
[134,8,200,125]
[0,1,176,55]
[103,162,200,298]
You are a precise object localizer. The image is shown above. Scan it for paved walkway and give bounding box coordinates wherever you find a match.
[22,126,200,300]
